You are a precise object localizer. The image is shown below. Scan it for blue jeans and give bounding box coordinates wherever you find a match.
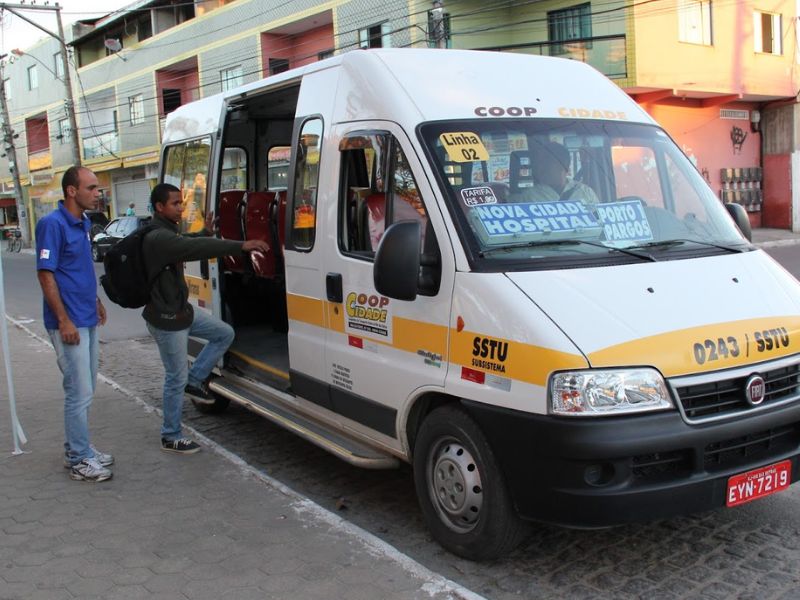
[147,309,234,441]
[48,327,99,466]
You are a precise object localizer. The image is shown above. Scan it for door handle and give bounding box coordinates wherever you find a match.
[326,272,343,303]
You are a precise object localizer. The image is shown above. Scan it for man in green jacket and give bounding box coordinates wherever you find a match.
[143,183,268,454]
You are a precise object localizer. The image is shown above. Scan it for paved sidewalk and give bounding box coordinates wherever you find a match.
[751,227,800,247]
[0,323,481,600]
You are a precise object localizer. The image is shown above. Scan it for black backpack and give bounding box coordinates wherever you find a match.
[100,224,159,308]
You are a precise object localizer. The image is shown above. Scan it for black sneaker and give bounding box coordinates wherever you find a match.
[161,437,201,454]
[185,382,215,405]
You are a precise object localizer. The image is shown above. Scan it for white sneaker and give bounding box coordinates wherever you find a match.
[63,445,115,468]
[70,457,113,482]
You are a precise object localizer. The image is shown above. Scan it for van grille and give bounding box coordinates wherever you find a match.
[704,424,800,471]
[631,450,692,481]
[674,363,800,421]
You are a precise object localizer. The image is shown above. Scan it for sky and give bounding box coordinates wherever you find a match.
[0,0,132,54]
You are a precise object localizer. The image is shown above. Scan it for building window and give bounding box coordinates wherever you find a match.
[754,11,782,55]
[221,66,243,91]
[53,52,64,79]
[268,58,289,75]
[318,49,334,60]
[58,118,70,145]
[129,94,144,125]
[137,16,153,42]
[678,0,712,45]
[27,65,38,90]
[359,23,392,48]
[547,3,591,49]
[162,88,182,114]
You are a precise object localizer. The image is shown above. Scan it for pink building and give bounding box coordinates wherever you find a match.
[627,0,799,229]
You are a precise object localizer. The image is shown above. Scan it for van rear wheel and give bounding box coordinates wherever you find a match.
[413,405,527,561]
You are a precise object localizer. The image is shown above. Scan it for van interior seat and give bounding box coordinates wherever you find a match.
[362,193,386,251]
[243,190,280,278]
[218,189,246,272]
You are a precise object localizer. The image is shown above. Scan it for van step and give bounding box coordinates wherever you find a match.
[208,376,400,469]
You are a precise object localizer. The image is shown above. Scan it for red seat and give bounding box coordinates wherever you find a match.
[243,191,282,279]
[218,190,246,272]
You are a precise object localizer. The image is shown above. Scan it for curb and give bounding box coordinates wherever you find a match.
[755,238,800,248]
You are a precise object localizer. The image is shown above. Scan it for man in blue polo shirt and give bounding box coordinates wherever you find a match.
[36,166,113,482]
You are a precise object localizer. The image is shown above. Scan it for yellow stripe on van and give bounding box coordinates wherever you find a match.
[589,316,800,377]
[326,301,345,333]
[291,294,448,355]
[394,317,448,355]
[450,329,587,387]
[287,294,326,328]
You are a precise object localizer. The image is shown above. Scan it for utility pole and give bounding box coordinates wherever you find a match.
[0,57,29,245]
[431,0,447,49]
[0,3,81,166]
[55,7,80,166]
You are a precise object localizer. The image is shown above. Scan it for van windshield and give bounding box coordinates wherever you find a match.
[419,119,750,268]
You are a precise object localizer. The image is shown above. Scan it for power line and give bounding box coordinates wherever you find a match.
[1,0,795,152]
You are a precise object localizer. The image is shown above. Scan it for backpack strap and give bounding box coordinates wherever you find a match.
[140,226,169,292]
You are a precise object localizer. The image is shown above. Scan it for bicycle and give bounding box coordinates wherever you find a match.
[4,228,22,253]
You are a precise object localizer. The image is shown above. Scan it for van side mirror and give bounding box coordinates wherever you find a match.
[724,202,752,242]
[374,221,421,301]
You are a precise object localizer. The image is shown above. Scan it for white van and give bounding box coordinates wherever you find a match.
[160,49,800,560]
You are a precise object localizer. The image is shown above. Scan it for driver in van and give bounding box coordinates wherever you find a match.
[523,140,599,205]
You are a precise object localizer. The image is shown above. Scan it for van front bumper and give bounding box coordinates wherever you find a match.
[462,400,800,527]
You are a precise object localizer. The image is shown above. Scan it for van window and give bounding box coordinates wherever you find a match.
[664,151,708,220]
[290,119,323,250]
[267,146,290,190]
[339,132,429,256]
[221,147,247,191]
[420,119,749,269]
[611,145,665,207]
[163,137,212,233]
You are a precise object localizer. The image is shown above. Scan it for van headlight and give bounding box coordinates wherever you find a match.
[550,368,673,416]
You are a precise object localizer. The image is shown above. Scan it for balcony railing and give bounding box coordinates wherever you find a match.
[82,131,119,160]
[484,34,627,79]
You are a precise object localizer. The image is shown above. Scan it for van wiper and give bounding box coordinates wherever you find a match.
[626,238,747,253]
[479,239,656,261]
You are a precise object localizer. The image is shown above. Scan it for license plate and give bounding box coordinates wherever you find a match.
[726,460,792,507]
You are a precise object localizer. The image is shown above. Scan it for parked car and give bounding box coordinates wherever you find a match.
[91,215,151,262]
[84,210,110,239]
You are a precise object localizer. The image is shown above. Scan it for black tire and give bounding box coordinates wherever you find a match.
[191,395,230,414]
[11,238,21,253]
[413,404,528,561]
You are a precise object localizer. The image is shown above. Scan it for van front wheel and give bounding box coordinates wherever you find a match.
[413,405,527,560]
